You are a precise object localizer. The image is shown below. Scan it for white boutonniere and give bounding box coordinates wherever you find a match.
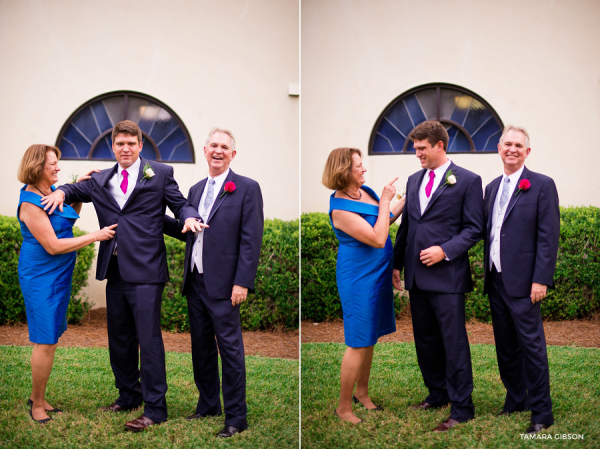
[140,163,155,183]
[442,169,458,187]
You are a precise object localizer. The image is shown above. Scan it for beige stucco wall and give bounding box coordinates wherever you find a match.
[0,0,299,307]
[302,0,600,214]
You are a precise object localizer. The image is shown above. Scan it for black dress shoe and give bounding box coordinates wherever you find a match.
[333,409,364,424]
[527,422,552,434]
[29,407,52,424]
[99,402,140,412]
[217,426,245,438]
[352,395,383,411]
[27,399,63,413]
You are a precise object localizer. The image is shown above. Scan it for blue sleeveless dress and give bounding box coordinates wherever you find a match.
[329,185,396,348]
[17,186,79,344]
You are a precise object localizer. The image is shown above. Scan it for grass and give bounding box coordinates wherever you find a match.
[0,346,299,448]
[301,342,600,448]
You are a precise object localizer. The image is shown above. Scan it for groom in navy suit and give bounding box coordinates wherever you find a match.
[42,120,203,431]
[393,120,484,431]
[483,126,559,434]
[164,127,264,438]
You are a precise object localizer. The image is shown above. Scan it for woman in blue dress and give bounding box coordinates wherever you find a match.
[323,147,405,424]
[17,144,117,424]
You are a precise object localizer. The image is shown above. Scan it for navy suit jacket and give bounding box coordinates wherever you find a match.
[483,166,560,298]
[58,157,199,284]
[393,162,484,293]
[163,169,264,299]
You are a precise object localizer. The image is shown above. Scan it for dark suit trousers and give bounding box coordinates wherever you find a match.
[187,269,247,429]
[409,284,475,422]
[488,268,553,425]
[105,256,168,423]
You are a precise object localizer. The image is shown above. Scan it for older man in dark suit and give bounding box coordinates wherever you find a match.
[393,120,484,432]
[164,127,264,438]
[42,120,203,431]
[483,126,559,434]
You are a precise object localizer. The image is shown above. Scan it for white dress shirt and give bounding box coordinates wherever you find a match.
[107,157,141,209]
[418,159,452,215]
[489,165,524,272]
[191,168,230,273]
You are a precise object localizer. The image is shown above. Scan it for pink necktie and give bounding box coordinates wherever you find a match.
[425,171,435,198]
[120,170,128,194]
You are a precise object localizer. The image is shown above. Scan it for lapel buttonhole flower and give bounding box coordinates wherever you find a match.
[219,181,236,197]
[140,163,155,182]
[514,179,531,196]
[442,169,458,187]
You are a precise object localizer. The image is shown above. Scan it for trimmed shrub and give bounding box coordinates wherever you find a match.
[161,218,299,332]
[301,212,407,322]
[0,215,95,325]
[301,207,600,323]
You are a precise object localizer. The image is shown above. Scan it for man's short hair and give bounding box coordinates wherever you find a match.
[322,147,362,190]
[409,120,449,152]
[205,127,236,151]
[499,125,530,148]
[112,120,142,144]
[17,144,61,185]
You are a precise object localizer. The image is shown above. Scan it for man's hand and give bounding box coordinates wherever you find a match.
[530,282,547,304]
[419,246,445,266]
[182,218,209,233]
[392,269,403,291]
[231,285,248,306]
[41,190,65,214]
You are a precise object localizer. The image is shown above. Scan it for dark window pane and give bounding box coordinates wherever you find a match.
[72,108,100,143]
[61,124,91,157]
[158,127,186,160]
[91,137,114,159]
[386,101,414,137]
[374,119,406,153]
[404,94,427,125]
[169,141,193,162]
[446,125,472,152]
[91,103,113,132]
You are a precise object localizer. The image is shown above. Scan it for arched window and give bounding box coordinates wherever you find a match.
[56,91,195,162]
[369,84,503,154]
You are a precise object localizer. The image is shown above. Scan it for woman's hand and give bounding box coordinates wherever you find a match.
[380,177,398,203]
[76,169,101,183]
[94,224,118,241]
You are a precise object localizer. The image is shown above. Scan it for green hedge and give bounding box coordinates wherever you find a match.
[0,215,95,325]
[301,212,407,322]
[301,207,600,322]
[162,218,299,332]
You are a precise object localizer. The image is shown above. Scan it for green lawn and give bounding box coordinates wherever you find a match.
[301,342,600,448]
[0,346,298,448]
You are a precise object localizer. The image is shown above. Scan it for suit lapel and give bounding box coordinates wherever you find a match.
[122,157,147,210]
[412,169,426,216]
[502,166,530,224]
[422,162,455,216]
[99,164,121,210]
[192,178,207,212]
[486,176,502,232]
[207,170,236,223]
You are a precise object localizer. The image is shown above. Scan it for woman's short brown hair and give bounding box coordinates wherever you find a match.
[17,145,61,185]
[322,147,362,190]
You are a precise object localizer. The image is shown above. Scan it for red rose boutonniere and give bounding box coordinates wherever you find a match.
[219,181,236,198]
[514,179,531,196]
